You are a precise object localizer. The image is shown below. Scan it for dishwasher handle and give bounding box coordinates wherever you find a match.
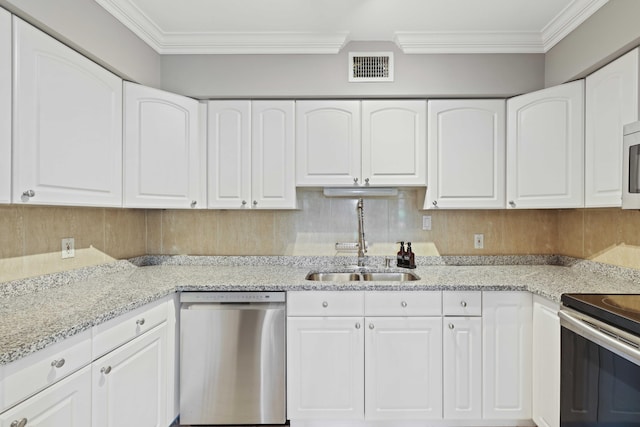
[180,291,285,304]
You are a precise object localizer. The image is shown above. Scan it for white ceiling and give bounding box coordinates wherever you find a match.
[95,0,609,55]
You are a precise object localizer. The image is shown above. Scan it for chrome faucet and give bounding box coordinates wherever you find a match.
[357,198,367,267]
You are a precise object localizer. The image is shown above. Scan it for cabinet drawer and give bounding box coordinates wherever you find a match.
[92,298,168,359]
[443,291,482,316]
[287,291,365,316]
[0,330,91,413]
[365,291,442,316]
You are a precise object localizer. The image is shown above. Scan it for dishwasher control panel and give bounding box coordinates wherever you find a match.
[180,291,285,303]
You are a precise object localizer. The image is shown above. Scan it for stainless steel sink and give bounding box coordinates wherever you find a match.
[305,271,420,282]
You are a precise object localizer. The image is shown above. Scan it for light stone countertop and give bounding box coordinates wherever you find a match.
[1,256,640,366]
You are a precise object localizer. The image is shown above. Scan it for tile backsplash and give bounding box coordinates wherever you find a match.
[2,190,640,281]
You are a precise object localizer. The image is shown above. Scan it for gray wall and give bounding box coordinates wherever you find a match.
[545,0,640,87]
[161,41,545,99]
[0,0,161,87]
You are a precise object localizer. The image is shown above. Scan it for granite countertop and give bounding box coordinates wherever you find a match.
[1,255,639,366]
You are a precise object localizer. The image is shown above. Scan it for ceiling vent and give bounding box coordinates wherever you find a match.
[349,52,394,82]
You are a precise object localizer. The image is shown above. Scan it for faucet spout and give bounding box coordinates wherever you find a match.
[357,198,367,267]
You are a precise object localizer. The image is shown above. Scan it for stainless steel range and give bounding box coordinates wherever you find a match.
[559,293,640,427]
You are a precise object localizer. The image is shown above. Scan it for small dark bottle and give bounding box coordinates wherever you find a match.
[405,242,416,269]
[397,241,406,267]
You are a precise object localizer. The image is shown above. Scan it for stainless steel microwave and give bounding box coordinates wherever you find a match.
[623,121,640,209]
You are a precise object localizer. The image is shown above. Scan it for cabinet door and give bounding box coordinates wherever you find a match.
[585,48,639,207]
[251,101,296,208]
[296,101,361,186]
[507,80,584,209]
[124,83,206,209]
[443,317,482,420]
[483,291,532,420]
[92,323,167,427]
[0,8,10,204]
[287,317,364,420]
[365,316,442,420]
[532,296,560,427]
[362,100,426,186]
[13,17,122,207]
[207,101,252,208]
[427,100,506,209]
[0,366,91,427]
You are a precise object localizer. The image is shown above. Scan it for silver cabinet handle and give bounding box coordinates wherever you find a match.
[322,301,328,308]
[369,323,375,330]
[51,358,65,368]
[353,177,359,185]
[432,200,438,207]
[242,200,247,206]
[460,301,467,308]
[11,418,28,427]
[22,190,35,198]
[101,366,112,375]
[449,323,455,330]
[190,200,197,208]
[136,318,145,326]
[355,322,361,329]
[509,200,516,207]
[253,200,258,206]
[401,301,407,308]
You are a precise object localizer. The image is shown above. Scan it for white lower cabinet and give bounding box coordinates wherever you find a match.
[482,291,533,420]
[0,366,91,427]
[532,296,560,427]
[92,323,168,427]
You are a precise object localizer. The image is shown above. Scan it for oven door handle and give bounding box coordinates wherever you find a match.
[559,309,640,366]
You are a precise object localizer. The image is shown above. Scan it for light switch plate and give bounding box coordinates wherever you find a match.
[62,238,75,259]
[422,215,432,231]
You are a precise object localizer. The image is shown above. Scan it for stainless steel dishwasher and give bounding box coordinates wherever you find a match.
[179,291,286,425]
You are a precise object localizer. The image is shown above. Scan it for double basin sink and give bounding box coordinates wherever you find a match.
[305,271,420,282]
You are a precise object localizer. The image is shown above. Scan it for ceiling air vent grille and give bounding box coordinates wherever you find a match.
[349,52,394,82]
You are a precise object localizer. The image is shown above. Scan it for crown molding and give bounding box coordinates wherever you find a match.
[95,0,349,54]
[541,0,609,51]
[394,31,545,54]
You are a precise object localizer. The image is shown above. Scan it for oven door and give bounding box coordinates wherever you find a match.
[559,308,640,427]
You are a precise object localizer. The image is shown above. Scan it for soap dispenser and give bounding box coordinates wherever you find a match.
[397,242,406,267]
[405,242,416,269]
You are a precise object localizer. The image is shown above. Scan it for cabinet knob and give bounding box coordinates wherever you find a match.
[190,200,197,208]
[50,358,65,368]
[253,200,258,206]
[369,323,375,330]
[322,301,328,308]
[460,301,467,308]
[509,200,516,207]
[136,318,145,326]
[353,177,359,185]
[364,178,370,185]
[432,200,438,207]
[11,418,28,427]
[449,323,455,330]
[355,322,361,329]
[101,366,112,375]
[22,190,35,198]
[401,301,407,308]
[242,200,247,206]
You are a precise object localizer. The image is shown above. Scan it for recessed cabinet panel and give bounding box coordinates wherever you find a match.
[427,100,505,209]
[507,80,584,208]
[585,48,639,207]
[13,17,123,207]
[296,101,361,186]
[208,101,252,208]
[124,83,206,209]
[362,100,426,186]
[0,8,10,204]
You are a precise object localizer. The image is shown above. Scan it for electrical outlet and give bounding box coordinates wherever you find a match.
[422,215,432,231]
[61,238,75,259]
[474,234,484,249]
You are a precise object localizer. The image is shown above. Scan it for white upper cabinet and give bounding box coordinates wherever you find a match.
[507,80,584,209]
[0,8,10,204]
[362,100,427,186]
[209,100,296,209]
[296,100,362,186]
[123,82,206,209]
[12,17,123,207]
[426,100,505,209]
[251,101,296,208]
[585,48,640,207]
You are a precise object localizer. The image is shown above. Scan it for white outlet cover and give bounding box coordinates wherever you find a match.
[62,238,75,259]
[474,234,484,249]
[422,215,432,231]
